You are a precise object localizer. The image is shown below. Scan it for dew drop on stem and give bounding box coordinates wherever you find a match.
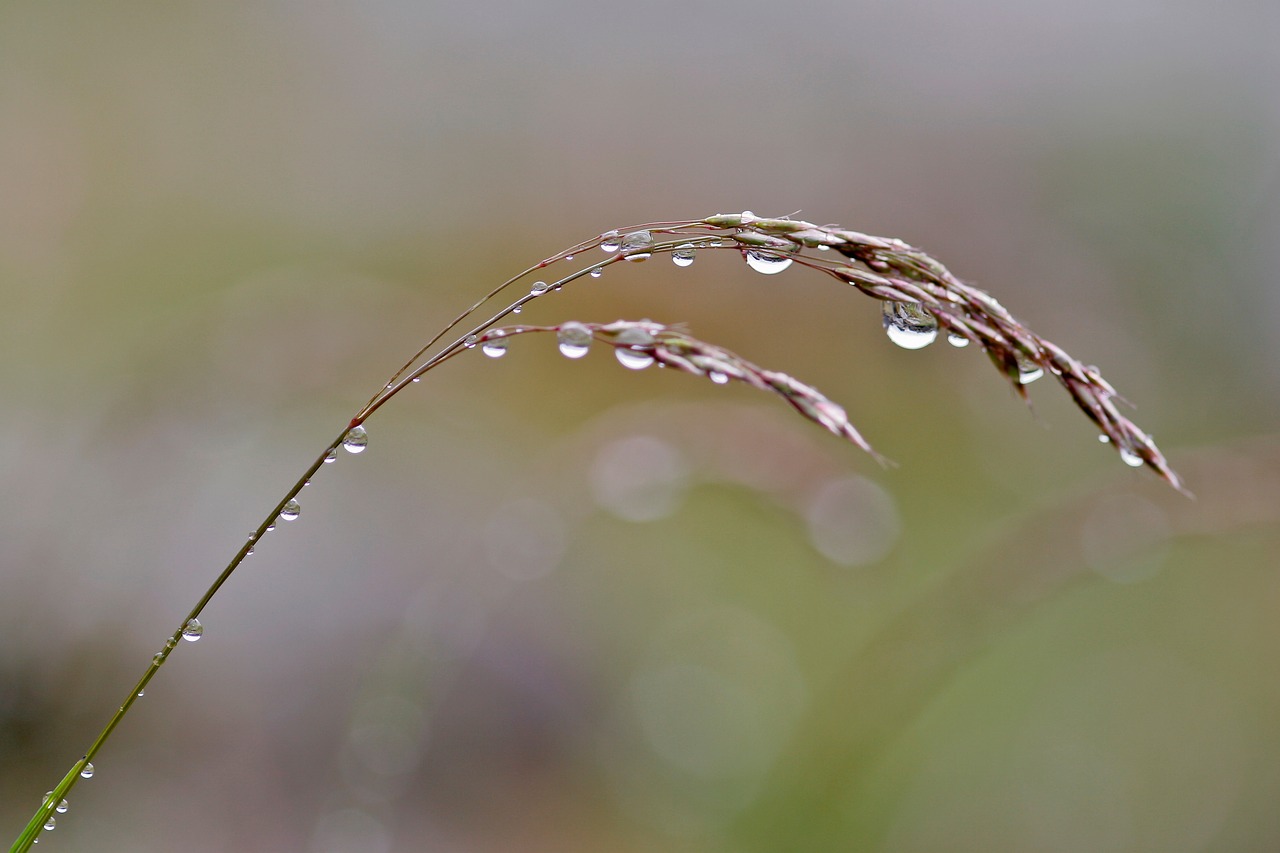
[1119,446,1144,467]
[882,302,938,349]
[43,817,55,831]
[600,230,621,252]
[182,618,204,642]
[947,333,970,348]
[672,244,696,267]
[620,230,653,262]
[324,449,337,464]
[80,763,94,779]
[557,322,592,359]
[279,499,301,522]
[481,338,508,358]
[343,425,369,453]
[463,334,479,348]
[589,267,603,279]
[530,280,551,295]
[614,327,656,370]
[744,250,793,275]
[709,371,729,385]
[1014,353,1044,384]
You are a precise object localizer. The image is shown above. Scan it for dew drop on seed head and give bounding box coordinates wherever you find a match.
[745,250,793,275]
[557,322,592,359]
[80,763,94,779]
[613,327,656,370]
[343,425,369,453]
[1119,446,1143,467]
[182,618,204,642]
[482,338,508,358]
[600,230,621,252]
[589,267,603,278]
[530,280,551,294]
[620,230,653,262]
[708,371,729,385]
[672,244,696,267]
[882,302,938,349]
[947,333,970,348]
[463,334,478,349]
[279,499,301,522]
[1015,354,1044,384]
[1099,434,1111,444]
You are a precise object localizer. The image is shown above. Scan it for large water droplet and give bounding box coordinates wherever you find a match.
[182,618,204,642]
[55,798,68,814]
[529,280,551,295]
[672,244,696,267]
[744,250,793,275]
[589,267,603,279]
[600,230,621,252]
[708,371,729,385]
[279,499,301,522]
[1015,354,1044,384]
[80,763,94,779]
[557,322,592,359]
[947,332,970,348]
[740,210,758,224]
[43,817,55,831]
[343,425,369,453]
[463,334,479,349]
[614,327,656,370]
[481,338,508,358]
[620,230,653,262]
[881,302,938,350]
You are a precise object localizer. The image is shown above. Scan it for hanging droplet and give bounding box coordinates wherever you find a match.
[481,338,508,358]
[565,254,574,261]
[589,267,603,279]
[55,798,68,814]
[557,322,593,359]
[182,618,204,642]
[530,280,551,294]
[600,230,621,252]
[947,333,970,348]
[1119,446,1144,467]
[463,334,479,349]
[1099,434,1111,444]
[614,327,656,370]
[620,230,653,262]
[324,448,337,464]
[744,249,793,275]
[882,302,939,350]
[708,371,729,385]
[43,817,56,831]
[279,499,301,522]
[1015,353,1044,384]
[343,425,369,453]
[672,244,696,267]
[80,763,95,779]
[137,689,145,697]
[512,305,522,314]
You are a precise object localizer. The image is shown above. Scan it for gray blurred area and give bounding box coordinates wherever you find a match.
[2,1,1279,850]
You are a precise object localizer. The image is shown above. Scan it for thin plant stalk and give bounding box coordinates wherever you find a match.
[8,212,1185,852]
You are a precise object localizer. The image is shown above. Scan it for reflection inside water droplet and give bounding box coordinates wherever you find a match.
[342,425,368,453]
[80,763,94,779]
[672,244,696,267]
[881,302,938,349]
[557,322,592,359]
[279,499,301,522]
[481,339,508,358]
[182,618,204,642]
[744,250,793,275]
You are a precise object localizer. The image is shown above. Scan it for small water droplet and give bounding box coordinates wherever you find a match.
[530,280,551,295]
[557,322,593,359]
[80,763,94,779]
[137,689,145,697]
[708,371,729,385]
[947,333,970,348]
[620,230,653,262]
[744,249,793,275]
[740,210,757,224]
[43,817,56,831]
[343,425,369,453]
[153,652,166,664]
[600,230,621,252]
[614,327,656,370]
[279,499,301,522]
[565,254,574,261]
[882,302,939,350]
[589,267,603,278]
[324,449,337,464]
[182,618,204,642]
[412,376,420,382]
[55,798,68,813]
[1099,434,1111,444]
[463,334,479,349]
[512,305,522,314]
[482,338,508,358]
[817,244,830,251]
[1015,353,1044,384]
[1119,446,1144,467]
[672,244,696,267]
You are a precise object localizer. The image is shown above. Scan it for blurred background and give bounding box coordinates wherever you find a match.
[2,1,1278,851]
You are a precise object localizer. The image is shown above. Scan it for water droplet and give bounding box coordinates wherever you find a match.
[620,230,653,262]
[1015,353,1044,384]
[152,652,166,665]
[564,254,574,261]
[600,230,621,252]
[947,333,970,348]
[481,338,508,358]
[881,302,938,350]
[817,244,830,251]
[137,689,145,697]
[1099,434,1111,444]
[557,322,593,359]
[530,280,551,294]
[55,798,68,813]
[744,249,793,275]
[343,425,369,453]
[43,817,56,831]
[1119,446,1144,467]
[589,267,603,278]
[80,763,94,779]
[672,244,696,267]
[512,305,522,314]
[182,618,204,642]
[614,327,656,370]
[279,499,301,522]
[708,371,729,385]
[463,334,479,348]
[740,210,758,224]
[324,449,337,464]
